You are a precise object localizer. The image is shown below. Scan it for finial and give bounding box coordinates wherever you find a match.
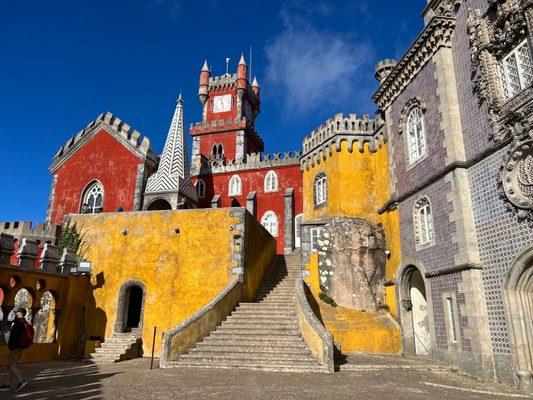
[201,59,210,72]
[238,53,246,66]
[252,76,260,88]
[177,92,183,105]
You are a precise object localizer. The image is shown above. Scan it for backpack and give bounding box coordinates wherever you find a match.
[17,320,35,349]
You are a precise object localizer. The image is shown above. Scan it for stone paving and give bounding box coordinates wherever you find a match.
[0,357,529,400]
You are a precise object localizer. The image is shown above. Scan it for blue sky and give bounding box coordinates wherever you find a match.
[0,0,424,222]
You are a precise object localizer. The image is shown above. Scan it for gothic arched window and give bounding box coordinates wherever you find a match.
[314,172,327,207]
[261,211,278,237]
[406,106,426,164]
[414,197,434,248]
[212,144,224,160]
[81,181,104,214]
[228,174,242,196]
[196,179,206,198]
[264,170,279,192]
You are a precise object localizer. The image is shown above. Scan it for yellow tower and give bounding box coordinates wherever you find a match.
[300,113,402,354]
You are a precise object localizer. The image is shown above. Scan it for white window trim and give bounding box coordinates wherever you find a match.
[500,39,533,101]
[196,179,206,198]
[81,181,104,214]
[314,174,327,206]
[310,227,322,252]
[261,211,278,237]
[406,106,427,165]
[264,170,279,193]
[228,174,242,196]
[413,197,435,249]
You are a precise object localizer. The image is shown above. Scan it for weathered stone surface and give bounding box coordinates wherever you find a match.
[318,217,386,311]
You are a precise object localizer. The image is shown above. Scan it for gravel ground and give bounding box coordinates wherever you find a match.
[0,357,529,400]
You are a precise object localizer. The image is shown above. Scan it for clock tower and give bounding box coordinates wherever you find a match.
[190,55,263,169]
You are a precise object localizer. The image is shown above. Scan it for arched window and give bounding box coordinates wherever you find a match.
[314,172,327,207]
[228,174,242,196]
[81,181,104,214]
[414,197,434,247]
[212,144,224,160]
[406,107,426,164]
[261,211,278,237]
[196,179,206,198]
[264,170,279,192]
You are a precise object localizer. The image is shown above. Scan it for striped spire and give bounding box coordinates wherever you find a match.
[145,94,197,201]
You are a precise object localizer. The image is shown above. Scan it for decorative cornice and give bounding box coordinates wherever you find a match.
[49,112,158,173]
[372,16,456,109]
[300,113,385,171]
[425,263,482,278]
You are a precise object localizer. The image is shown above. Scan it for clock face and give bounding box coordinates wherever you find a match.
[213,94,232,113]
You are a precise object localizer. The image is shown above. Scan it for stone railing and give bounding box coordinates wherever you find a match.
[0,233,76,275]
[294,279,335,373]
[160,279,244,367]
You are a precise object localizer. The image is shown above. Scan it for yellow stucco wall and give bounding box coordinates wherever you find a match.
[302,140,402,354]
[71,209,244,357]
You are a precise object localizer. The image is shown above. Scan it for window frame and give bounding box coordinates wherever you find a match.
[81,181,104,214]
[310,227,322,252]
[264,170,279,193]
[196,179,206,199]
[499,38,533,101]
[406,106,427,165]
[228,174,242,197]
[313,172,327,207]
[261,211,278,237]
[413,197,435,249]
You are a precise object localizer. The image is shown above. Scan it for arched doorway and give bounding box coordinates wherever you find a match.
[504,248,533,393]
[146,199,172,211]
[399,264,433,356]
[115,281,146,333]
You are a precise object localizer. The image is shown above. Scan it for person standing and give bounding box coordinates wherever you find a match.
[0,308,32,392]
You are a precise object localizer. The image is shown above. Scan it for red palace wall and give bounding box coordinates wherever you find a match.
[49,129,145,225]
[199,131,239,161]
[193,163,303,254]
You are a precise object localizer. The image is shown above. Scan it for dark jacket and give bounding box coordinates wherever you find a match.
[8,318,25,351]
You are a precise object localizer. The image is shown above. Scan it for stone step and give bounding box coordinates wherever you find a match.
[182,352,314,362]
[220,322,298,330]
[201,338,308,348]
[168,362,323,373]
[173,358,320,370]
[225,315,295,323]
[237,303,294,310]
[194,343,308,353]
[208,332,302,341]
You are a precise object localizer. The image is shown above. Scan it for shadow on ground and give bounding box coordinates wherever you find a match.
[0,361,120,399]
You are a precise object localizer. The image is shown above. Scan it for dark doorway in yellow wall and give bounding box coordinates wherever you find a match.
[125,285,143,330]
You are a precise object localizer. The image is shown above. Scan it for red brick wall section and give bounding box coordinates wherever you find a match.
[199,131,239,161]
[193,163,303,254]
[49,129,145,225]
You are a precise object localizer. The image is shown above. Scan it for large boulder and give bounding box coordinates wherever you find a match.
[318,217,386,311]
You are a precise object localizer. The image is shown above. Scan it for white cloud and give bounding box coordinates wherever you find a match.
[264,3,374,115]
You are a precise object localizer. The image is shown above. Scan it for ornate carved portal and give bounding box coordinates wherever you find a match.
[467,0,533,224]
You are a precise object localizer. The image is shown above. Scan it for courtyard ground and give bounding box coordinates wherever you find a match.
[0,355,529,400]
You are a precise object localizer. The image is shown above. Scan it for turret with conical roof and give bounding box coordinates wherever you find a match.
[198,59,211,106]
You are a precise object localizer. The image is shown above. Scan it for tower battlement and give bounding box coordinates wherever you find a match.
[193,151,301,175]
[301,113,386,170]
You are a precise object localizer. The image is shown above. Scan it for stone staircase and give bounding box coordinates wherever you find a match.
[169,252,323,372]
[89,328,142,364]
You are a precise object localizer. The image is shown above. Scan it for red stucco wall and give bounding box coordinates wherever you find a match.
[49,129,144,225]
[193,163,303,254]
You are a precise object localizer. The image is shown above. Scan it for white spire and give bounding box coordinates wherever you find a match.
[144,94,197,202]
[201,59,210,72]
[252,76,260,88]
[238,53,246,66]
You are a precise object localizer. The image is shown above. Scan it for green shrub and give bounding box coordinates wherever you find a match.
[319,292,337,307]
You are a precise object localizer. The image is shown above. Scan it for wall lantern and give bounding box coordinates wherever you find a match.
[77,259,92,274]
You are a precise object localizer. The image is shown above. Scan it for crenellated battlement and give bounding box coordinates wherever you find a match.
[193,150,301,175]
[0,221,61,244]
[208,73,238,90]
[300,113,386,171]
[50,112,159,173]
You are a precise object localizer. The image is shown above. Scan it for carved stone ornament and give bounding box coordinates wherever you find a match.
[501,135,533,225]
[398,97,427,136]
[466,0,532,141]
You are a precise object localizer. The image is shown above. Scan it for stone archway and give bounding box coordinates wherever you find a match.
[146,199,172,211]
[114,281,147,334]
[398,264,433,356]
[504,247,533,393]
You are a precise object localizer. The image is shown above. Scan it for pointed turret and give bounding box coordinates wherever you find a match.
[251,76,260,96]
[144,94,198,208]
[236,53,248,91]
[198,59,211,106]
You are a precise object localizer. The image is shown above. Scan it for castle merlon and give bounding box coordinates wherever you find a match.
[300,113,386,170]
[49,112,159,173]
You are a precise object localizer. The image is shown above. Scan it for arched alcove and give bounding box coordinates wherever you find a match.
[114,281,147,334]
[146,199,172,211]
